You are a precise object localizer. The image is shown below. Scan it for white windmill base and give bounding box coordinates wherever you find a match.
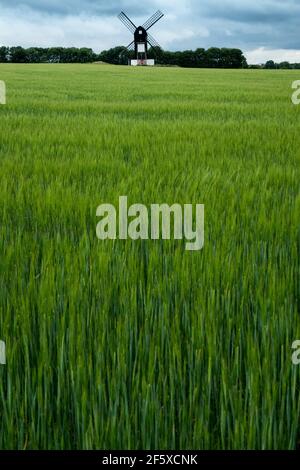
[130,59,155,66]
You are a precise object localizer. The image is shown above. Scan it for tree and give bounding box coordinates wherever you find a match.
[98,46,131,65]
[26,48,44,63]
[194,48,206,67]
[9,47,28,63]
[265,60,276,69]
[77,48,97,63]
[205,48,222,67]
[278,62,290,69]
[0,46,9,62]
[219,48,247,68]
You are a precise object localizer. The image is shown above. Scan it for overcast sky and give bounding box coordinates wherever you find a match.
[0,0,300,63]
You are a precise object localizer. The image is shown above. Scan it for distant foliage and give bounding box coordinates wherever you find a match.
[248,60,300,69]
[3,46,299,69]
[0,45,248,68]
[264,60,300,69]
[100,46,248,68]
[0,46,97,64]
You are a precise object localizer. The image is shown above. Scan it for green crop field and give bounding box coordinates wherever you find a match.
[0,64,299,450]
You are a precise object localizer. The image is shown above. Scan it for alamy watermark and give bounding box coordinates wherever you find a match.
[0,341,6,365]
[96,196,205,251]
[0,80,6,105]
[292,340,300,366]
[291,80,300,105]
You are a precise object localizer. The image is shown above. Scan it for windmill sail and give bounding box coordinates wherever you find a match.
[147,33,162,50]
[117,10,164,65]
[143,10,164,31]
[118,12,137,33]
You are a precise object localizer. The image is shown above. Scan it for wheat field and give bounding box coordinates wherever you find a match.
[0,64,299,450]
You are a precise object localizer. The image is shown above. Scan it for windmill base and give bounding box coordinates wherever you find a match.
[130,60,155,66]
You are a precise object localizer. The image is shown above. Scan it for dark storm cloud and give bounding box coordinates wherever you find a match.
[195,0,300,23]
[0,0,151,16]
[0,0,300,61]
[184,0,300,50]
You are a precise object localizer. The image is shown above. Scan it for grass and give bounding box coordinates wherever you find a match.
[0,63,299,450]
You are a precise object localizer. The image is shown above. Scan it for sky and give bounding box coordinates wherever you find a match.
[0,0,300,63]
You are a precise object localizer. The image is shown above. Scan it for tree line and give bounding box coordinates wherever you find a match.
[263,60,300,70]
[0,45,248,68]
[0,46,96,63]
[2,45,299,69]
[100,46,248,68]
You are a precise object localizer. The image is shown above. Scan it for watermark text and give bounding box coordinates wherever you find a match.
[292,340,300,366]
[291,80,300,105]
[0,80,6,105]
[96,196,205,251]
[0,341,6,365]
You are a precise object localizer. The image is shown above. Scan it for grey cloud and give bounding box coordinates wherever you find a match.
[0,0,300,59]
[190,0,300,23]
[0,0,154,16]
[184,0,300,50]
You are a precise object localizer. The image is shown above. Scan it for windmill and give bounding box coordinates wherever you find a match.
[118,10,164,66]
